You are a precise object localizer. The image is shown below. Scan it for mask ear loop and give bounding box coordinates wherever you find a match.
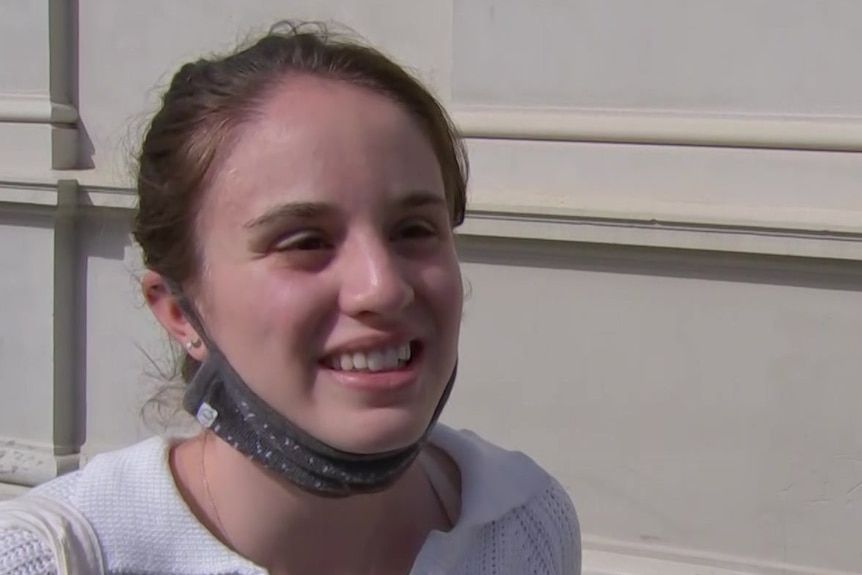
[161,276,456,433]
[160,277,459,495]
[163,279,210,349]
[161,278,222,420]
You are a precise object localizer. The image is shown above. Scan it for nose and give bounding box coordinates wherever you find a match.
[338,235,414,319]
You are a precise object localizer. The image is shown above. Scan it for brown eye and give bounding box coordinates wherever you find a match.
[392,221,436,241]
[273,231,333,252]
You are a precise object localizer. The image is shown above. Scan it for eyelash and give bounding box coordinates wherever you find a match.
[272,220,439,253]
[392,220,437,241]
[272,231,332,252]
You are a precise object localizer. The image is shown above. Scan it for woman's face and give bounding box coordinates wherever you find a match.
[192,76,462,453]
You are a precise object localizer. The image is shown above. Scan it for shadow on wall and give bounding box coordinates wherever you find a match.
[73,212,135,448]
[56,0,95,169]
[0,209,55,231]
[0,208,132,452]
[455,235,862,294]
[68,0,95,169]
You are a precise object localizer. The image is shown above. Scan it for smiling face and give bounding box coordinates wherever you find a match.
[189,76,463,453]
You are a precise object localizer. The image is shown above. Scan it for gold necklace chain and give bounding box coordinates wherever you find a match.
[197,434,435,574]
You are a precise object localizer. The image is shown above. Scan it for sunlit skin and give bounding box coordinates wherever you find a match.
[142,75,463,574]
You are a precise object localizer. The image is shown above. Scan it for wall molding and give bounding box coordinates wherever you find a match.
[0,482,29,501]
[2,174,862,261]
[0,179,82,489]
[0,177,63,206]
[461,200,862,261]
[0,439,80,487]
[4,99,859,149]
[0,94,78,124]
[583,536,858,575]
[453,106,862,152]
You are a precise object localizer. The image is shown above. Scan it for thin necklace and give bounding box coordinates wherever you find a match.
[200,432,228,539]
[199,436,422,573]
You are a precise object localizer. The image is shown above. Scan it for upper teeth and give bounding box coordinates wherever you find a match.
[330,343,411,372]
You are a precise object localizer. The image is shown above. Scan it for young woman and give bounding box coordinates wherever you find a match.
[0,22,580,575]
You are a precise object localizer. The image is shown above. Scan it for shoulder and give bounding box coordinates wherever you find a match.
[503,477,581,575]
[0,524,57,575]
[0,436,170,575]
[0,482,77,575]
[0,468,83,575]
[431,425,581,574]
[67,436,172,514]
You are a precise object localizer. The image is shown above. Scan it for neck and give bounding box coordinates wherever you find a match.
[172,431,448,575]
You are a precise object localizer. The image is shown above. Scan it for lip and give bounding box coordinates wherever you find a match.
[321,342,425,393]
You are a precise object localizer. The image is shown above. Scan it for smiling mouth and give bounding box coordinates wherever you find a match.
[322,342,419,373]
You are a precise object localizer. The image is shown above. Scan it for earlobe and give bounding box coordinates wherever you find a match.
[141,270,207,360]
[184,338,203,352]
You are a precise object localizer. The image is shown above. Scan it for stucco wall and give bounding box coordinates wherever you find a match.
[2,2,862,574]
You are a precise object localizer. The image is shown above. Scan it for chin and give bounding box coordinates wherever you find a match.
[323,407,432,454]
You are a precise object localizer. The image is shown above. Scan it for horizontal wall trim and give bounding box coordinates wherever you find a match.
[460,200,862,261]
[0,179,62,206]
[0,483,29,501]
[0,94,78,124]
[2,174,862,260]
[461,199,862,261]
[583,536,857,575]
[453,106,862,152]
[0,439,80,487]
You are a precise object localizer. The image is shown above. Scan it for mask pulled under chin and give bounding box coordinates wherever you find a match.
[183,348,456,497]
[166,281,456,497]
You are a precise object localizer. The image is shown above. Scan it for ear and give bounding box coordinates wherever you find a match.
[141,270,207,361]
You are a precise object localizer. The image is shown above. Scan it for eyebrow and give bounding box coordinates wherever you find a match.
[399,190,447,210]
[243,202,334,229]
[243,190,447,230]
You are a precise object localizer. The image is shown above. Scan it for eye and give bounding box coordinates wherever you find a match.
[392,220,437,241]
[272,231,333,252]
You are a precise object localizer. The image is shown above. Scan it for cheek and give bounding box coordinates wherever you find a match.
[203,264,335,352]
[420,254,464,329]
[251,270,339,345]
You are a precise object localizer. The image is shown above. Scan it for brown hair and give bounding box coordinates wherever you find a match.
[132,21,469,384]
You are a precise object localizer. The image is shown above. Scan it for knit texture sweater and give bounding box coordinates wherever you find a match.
[0,425,580,574]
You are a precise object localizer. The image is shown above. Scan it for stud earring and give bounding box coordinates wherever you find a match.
[185,338,202,351]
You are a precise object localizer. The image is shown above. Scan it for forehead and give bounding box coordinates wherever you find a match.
[206,75,444,221]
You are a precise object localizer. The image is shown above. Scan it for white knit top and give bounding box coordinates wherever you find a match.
[0,425,580,574]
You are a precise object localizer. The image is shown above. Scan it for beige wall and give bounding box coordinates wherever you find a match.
[2,2,862,574]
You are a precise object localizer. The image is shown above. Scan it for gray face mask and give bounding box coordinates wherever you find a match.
[167,282,456,497]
